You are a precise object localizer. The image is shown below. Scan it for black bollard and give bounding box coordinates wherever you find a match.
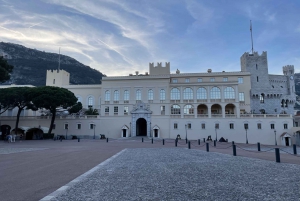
[152,138,153,144]
[233,145,236,156]
[275,148,280,163]
[163,139,165,145]
[188,141,191,149]
[257,142,261,151]
[106,138,108,143]
[78,138,80,142]
[142,138,144,142]
[293,144,297,155]
[198,139,200,145]
[175,139,177,147]
[206,143,209,152]
[203,138,205,142]
[232,141,235,145]
[214,140,216,147]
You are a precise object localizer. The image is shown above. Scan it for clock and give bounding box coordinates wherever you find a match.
[290,75,294,80]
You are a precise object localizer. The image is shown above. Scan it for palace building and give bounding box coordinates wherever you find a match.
[0,51,299,145]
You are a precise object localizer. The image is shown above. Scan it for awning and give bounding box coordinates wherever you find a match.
[280,132,291,138]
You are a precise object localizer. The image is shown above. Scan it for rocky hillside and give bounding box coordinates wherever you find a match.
[0,42,105,86]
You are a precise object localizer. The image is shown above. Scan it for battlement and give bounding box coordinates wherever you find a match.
[282,65,294,75]
[46,69,70,86]
[149,62,170,75]
[241,51,267,58]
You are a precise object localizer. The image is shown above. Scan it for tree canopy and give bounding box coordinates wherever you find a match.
[30,86,78,134]
[0,87,36,134]
[0,56,14,83]
[68,102,82,114]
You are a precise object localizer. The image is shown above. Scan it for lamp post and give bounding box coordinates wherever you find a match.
[150,122,152,137]
[65,126,68,140]
[185,124,188,144]
[245,128,248,144]
[93,124,96,139]
[274,129,277,146]
[130,122,131,137]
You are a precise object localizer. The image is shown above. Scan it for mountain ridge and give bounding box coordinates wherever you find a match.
[0,42,105,86]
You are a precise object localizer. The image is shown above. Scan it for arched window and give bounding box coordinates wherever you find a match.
[148,89,153,100]
[136,90,141,101]
[183,88,193,100]
[76,96,81,103]
[281,99,285,107]
[105,90,110,101]
[171,105,181,114]
[88,96,93,107]
[170,88,180,100]
[196,88,207,100]
[224,87,235,99]
[184,104,194,114]
[114,90,119,101]
[124,90,129,101]
[210,87,221,99]
[260,93,264,103]
[160,89,166,101]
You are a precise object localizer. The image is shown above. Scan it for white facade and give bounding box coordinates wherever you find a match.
[0,52,298,145]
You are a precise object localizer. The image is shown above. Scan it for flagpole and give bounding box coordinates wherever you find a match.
[250,20,254,54]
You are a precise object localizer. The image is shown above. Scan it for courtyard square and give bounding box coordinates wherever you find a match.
[0,139,299,201]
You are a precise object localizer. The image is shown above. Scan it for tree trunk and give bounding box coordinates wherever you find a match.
[48,110,56,135]
[15,107,23,135]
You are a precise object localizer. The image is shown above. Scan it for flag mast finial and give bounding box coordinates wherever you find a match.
[250,20,254,54]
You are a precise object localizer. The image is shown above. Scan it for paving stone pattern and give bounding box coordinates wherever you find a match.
[51,148,300,201]
[0,147,48,154]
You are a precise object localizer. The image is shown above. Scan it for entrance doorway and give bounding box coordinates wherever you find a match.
[285,137,290,146]
[136,118,147,136]
[154,129,158,138]
[122,129,126,137]
[25,128,43,140]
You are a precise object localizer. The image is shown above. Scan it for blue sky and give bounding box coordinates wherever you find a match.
[0,0,299,76]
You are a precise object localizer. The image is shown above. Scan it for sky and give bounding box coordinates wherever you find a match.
[0,0,300,76]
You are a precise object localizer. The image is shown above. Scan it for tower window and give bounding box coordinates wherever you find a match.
[53,79,55,84]
[257,76,259,82]
[256,64,258,70]
[260,94,264,103]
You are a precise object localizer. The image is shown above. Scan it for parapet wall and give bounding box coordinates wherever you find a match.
[149,62,170,75]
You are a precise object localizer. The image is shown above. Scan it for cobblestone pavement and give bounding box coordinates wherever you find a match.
[0,148,48,154]
[48,148,300,201]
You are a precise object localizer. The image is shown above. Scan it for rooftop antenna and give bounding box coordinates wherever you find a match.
[250,20,254,54]
[58,47,61,71]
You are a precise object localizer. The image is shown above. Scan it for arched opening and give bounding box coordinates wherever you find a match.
[136,118,147,136]
[122,129,126,137]
[225,104,236,115]
[197,104,208,115]
[25,128,44,140]
[211,104,222,115]
[0,125,11,140]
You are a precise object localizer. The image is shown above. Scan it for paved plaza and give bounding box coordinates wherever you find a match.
[0,139,299,201]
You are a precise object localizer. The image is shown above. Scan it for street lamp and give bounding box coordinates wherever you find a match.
[65,126,68,140]
[274,129,277,146]
[185,124,188,144]
[93,124,96,139]
[244,124,248,144]
[130,122,131,137]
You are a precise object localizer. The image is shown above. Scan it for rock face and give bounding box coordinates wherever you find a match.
[0,42,105,86]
